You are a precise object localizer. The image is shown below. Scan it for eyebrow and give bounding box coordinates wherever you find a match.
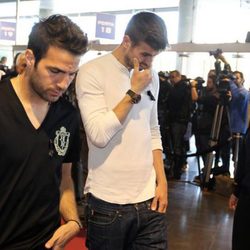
[142,52,154,57]
[48,66,78,75]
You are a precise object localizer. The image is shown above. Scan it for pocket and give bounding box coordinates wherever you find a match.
[87,206,119,226]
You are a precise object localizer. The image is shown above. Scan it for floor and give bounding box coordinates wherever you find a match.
[65,137,235,250]
[166,156,234,250]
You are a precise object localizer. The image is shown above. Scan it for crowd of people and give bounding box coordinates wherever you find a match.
[0,52,27,80]
[1,10,250,250]
[158,54,250,184]
[157,52,250,250]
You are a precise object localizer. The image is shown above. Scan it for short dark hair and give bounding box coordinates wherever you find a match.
[170,70,181,77]
[28,14,88,66]
[125,11,168,51]
[0,56,7,63]
[233,70,244,80]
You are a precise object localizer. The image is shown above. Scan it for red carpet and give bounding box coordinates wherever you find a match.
[65,227,88,250]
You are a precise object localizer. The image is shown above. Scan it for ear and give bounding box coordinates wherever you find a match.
[122,35,131,49]
[25,49,35,67]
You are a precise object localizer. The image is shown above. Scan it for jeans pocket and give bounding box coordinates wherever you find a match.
[87,206,119,226]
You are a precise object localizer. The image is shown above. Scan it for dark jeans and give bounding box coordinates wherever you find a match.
[232,193,250,250]
[85,194,168,250]
[170,122,187,177]
[195,133,210,167]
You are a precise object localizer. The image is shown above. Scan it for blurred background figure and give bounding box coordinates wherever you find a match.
[2,52,26,79]
[157,71,173,174]
[167,70,192,180]
[191,74,220,182]
[0,69,5,80]
[229,70,250,175]
[15,52,26,75]
[0,56,9,74]
[229,120,250,250]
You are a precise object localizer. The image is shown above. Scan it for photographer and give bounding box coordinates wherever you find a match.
[216,52,250,171]
[191,75,219,177]
[229,71,250,167]
[191,73,231,181]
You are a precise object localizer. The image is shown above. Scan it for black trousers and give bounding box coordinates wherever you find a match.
[170,122,187,177]
[232,193,250,250]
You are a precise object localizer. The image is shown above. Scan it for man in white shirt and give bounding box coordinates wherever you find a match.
[76,11,168,250]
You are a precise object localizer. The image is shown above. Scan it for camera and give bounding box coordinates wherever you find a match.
[185,77,205,90]
[158,71,170,84]
[194,76,205,90]
[209,48,223,57]
[217,70,231,92]
[158,71,170,80]
[209,49,233,101]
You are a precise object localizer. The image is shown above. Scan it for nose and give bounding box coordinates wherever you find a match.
[56,74,72,91]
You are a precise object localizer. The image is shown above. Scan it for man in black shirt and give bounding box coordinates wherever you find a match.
[168,70,191,179]
[229,124,250,250]
[0,15,88,249]
[157,71,172,171]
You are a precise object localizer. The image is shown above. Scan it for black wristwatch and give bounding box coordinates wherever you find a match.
[126,89,141,104]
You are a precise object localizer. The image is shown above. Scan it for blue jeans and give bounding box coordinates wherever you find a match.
[85,193,168,250]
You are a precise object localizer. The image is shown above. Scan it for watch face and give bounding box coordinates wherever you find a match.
[133,94,141,103]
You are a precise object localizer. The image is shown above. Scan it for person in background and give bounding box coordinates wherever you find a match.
[0,56,9,74]
[157,71,173,174]
[15,52,27,75]
[229,121,250,250]
[191,74,220,181]
[209,52,232,176]
[2,52,26,79]
[0,14,88,249]
[10,52,22,73]
[229,70,250,172]
[191,71,232,181]
[167,70,191,179]
[76,11,168,250]
[0,69,5,80]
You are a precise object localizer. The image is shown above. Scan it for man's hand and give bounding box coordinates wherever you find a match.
[229,193,238,210]
[151,183,168,213]
[45,221,80,249]
[191,80,197,88]
[215,53,228,65]
[130,58,152,94]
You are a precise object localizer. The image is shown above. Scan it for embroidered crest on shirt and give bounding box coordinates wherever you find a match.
[54,127,70,156]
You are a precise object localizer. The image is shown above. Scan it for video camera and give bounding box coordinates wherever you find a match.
[216,70,232,97]
[194,76,205,90]
[209,48,223,57]
[210,49,232,101]
[158,71,170,80]
[158,71,170,83]
[184,76,205,90]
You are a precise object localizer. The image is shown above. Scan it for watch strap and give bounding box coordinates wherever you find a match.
[126,89,141,104]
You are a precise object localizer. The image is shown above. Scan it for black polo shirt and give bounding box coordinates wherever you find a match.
[0,79,80,249]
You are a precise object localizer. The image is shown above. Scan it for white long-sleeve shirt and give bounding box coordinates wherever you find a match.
[76,53,162,204]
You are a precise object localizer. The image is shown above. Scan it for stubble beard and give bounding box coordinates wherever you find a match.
[29,72,58,103]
